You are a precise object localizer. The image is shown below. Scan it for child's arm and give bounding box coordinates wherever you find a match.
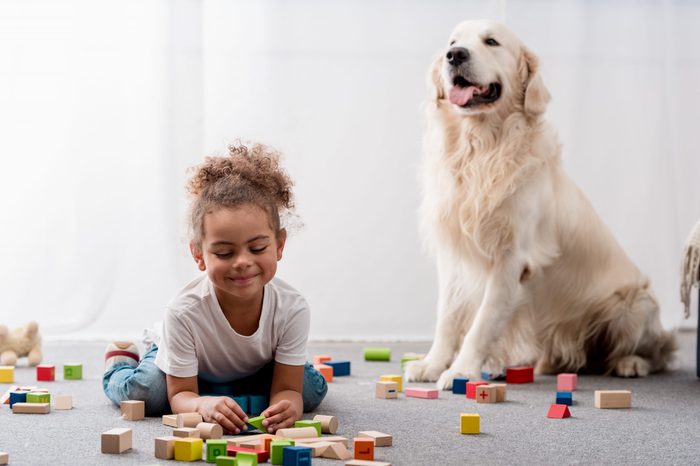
[261,362,304,433]
[167,374,249,434]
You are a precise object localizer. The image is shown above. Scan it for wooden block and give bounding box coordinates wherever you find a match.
[321,442,352,460]
[1,386,19,404]
[294,436,349,447]
[239,439,263,449]
[0,452,7,465]
[63,363,83,380]
[227,433,280,446]
[177,412,204,428]
[295,441,333,457]
[466,381,488,399]
[452,377,469,395]
[162,414,178,427]
[364,347,391,361]
[405,387,438,399]
[353,438,375,460]
[101,428,132,454]
[282,445,313,465]
[120,400,145,420]
[312,355,332,365]
[173,427,200,438]
[313,414,338,434]
[505,366,534,384]
[205,439,228,463]
[228,445,269,462]
[196,422,223,440]
[475,385,497,404]
[460,413,480,434]
[27,392,50,404]
[216,457,237,466]
[375,381,398,399]
[555,391,573,406]
[547,403,571,418]
[379,375,402,392]
[174,437,203,461]
[346,461,393,466]
[236,451,261,466]
[490,383,507,402]
[276,426,319,439]
[325,360,351,376]
[246,414,266,432]
[12,402,50,414]
[9,391,27,408]
[54,394,73,410]
[594,390,632,409]
[358,431,392,447]
[557,373,577,391]
[314,364,333,383]
[270,439,295,464]
[0,366,14,384]
[36,364,55,381]
[154,435,178,460]
[294,419,322,436]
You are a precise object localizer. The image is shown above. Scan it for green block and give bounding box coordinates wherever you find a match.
[206,439,228,463]
[364,347,391,361]
[235,451,258,466]
[63,363,83,380]
[270,439,294,465]
[215,456,237,466]
[246,414,265,432]
[26,392,50,404]
[294,419,322,437]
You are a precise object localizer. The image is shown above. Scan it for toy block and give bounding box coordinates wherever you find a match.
[547,404,571,418]
[379,374,402,392]
[556,391,573,406]
[262,434,282,452]
[358,431,392,447]
[295,441,333,456]
[346,461,393,466]
[405,387,438,399]
[174,427,200,438]
[63,363,83,380]
[325,360,351,376]
[452,377,469,394]
[205,439,229,463]
[490,383,507,402]
[231,395,249,414]
[9,390,27,407]
[594,390,632,409]
[460,413,480,434]
[155,435,178,460]
[177,412,204,428]
[312,355,332,365]
[476,385,497,404]
[12,402,50,414]
[282,445,313,465]
[216,456,237,466]
[557,373,577,391]
[27,392,50,404]
[101,427,132,454]
[313,414,338,434]
[239,439,263,449]
[174,437,203,461]
[375,381,398,399]
[321,442,352,460]
[364,347,391,361]
[36,364,55,381]
[1,386,18,404]
[120,400,145,420]
[270,439,295,465]
[481,370,505,381]
[0,452,6,465]
[353,438,375,460]
[54,394,72,410]
[294,436,349,447]
[227,446,269,462]
[295,419,322,436]
[198,422,224,440]
[314,364,333,383]
[276,426,319,439]
[505,366,534,384]
[163,414,179,427]
[400,352,424,371]
[247,415,266,432]
[0,366,14,383]
[248,394,267,415]
[236,451,259,466]
[466,381,488,399]
[227,433,280,446]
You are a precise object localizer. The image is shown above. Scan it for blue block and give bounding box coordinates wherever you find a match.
[247,394,268,416]
[282,446,312,466]
[452,377,469,395]
[9,390,27,408]
[324,360,351,376]
[481,371,506,381]
[229,396,249,413]
[556,391,573,406]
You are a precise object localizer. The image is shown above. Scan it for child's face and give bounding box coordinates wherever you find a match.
[190,205,286,307]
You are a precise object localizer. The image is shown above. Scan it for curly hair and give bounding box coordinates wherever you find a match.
[187,142,295,247]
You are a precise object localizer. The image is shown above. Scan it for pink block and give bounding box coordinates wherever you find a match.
[405,387,439,399]
[557,373,577,391]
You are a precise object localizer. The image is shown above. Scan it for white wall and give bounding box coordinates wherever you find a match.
[1,0,698,341]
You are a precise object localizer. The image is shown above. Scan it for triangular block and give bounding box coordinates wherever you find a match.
[547,403,571,418]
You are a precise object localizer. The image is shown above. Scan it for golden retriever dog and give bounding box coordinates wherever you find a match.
[405,20,676,390]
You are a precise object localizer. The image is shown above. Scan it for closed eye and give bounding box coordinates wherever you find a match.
[449,40,456,46]
[484,37,500,46]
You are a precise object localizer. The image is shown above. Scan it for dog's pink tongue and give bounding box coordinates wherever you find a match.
[449,86,477,106]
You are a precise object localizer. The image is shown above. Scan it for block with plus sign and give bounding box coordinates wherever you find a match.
[476,384,497,403]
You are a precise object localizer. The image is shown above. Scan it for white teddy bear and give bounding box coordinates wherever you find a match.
[0,321,42,366]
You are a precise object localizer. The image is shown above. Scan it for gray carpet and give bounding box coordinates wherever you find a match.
[2,332,699,465]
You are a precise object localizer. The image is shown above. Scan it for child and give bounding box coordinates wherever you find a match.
[102,142,327,434]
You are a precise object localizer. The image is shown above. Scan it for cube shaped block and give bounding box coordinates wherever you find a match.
[379,374,402,392]
[375,381,398,399]
[324,360,350,376]
[282,445,313,465]
[206,439,228,463]
[555,391,573,406]
[353,438,375,460]
[9,391,27,408]
[120,400,145,420]
[270,439,295,465]
[36,364,55,382]
[460,413,480,434]
[314,364,333,383]
[154,436,178,460]
[26,392,50,404]
[101,428,132,454]
[557,373,577,391]
[63,363,83,380]
[466,381,488,399]
[0,366,14,384]
[174,437,203,461]
[452,377,469,395]
[475,385,497,403]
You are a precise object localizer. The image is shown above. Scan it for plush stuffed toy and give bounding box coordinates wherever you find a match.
[0,321,42,366]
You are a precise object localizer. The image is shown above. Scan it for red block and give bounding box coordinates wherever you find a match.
[353,438,375,460]
[227,445,269,462]
[405,387,438,399]
[557,373,577,391]
[506,367,534,384]
[547,403,571,419]
[466,381,488,399]
[36,365,55,382]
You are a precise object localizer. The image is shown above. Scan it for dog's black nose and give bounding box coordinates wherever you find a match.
[446,47,470,66]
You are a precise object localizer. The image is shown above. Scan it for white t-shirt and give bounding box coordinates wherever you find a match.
[154,274,310,383]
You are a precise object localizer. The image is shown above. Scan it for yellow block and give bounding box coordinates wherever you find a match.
[460,413,480,434]
[174,438,203,462]
[379,374,402,392]
[0,366,14,384]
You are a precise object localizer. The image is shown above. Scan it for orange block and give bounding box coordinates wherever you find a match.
[314,364,333,383]
[313,355,332,365]
[353,438,374,461]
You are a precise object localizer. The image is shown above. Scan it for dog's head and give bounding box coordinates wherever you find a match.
[429,20,550,117]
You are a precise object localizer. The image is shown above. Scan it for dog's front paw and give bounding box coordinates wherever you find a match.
[404,359,447,383]
[615,355,650,377]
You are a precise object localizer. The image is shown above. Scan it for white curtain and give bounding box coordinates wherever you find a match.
[1,0,698,340]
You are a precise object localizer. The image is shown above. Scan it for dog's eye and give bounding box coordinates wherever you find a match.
[484,37,500,46]
[449,40,456,46]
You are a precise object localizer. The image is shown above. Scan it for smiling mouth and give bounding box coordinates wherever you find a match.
[230,275,257,285]
[448,75,502,108]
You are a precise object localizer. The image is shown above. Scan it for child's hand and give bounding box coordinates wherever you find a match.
[197,396,248,434]
[261,400,299,433]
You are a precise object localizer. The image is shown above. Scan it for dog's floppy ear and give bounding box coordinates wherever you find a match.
[427,53,445,101]
[520,46,550,116]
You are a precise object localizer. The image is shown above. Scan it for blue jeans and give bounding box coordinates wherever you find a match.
[102,344,328,417]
